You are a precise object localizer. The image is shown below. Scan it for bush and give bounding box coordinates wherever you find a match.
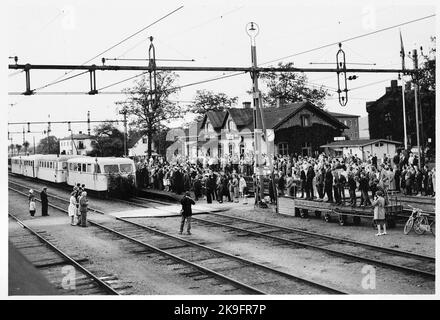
[108,173,136,199]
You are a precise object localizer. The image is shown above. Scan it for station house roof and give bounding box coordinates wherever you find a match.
[203,101,348,131]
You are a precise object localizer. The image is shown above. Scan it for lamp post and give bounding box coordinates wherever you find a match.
[246,22,266,207]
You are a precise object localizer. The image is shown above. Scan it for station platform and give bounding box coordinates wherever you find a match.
[108,203,228,218]
[8,241,58,296]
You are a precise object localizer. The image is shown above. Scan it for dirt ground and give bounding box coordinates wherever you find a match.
[8,191,241,295]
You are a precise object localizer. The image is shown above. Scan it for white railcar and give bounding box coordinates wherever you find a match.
[11,156,23,175]
[66,157,136,191]
[36,154,81,183]
[11,155,39,178]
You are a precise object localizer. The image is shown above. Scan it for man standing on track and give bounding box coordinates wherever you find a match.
[40,187,49,216]
[180,192,195,235]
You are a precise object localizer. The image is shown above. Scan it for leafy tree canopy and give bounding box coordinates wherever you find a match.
[189,90,238,119]
[117,72,181,156]
[418,36,435,93]
[88,122,124,157]
[36,136,59,154]
[259,62,330,108]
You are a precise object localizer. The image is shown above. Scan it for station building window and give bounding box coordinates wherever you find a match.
[278,142,288,155]
[300,115,311,127]
[218,143,223,157]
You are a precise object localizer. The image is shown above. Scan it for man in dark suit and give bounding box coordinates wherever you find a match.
[306,165,315,200]
[324,166,333,202]
[40,187,49,216]
[180,192,195,235]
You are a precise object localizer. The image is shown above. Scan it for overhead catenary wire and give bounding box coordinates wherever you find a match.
[151,13,435,94]
[33,70,89,91]
[10,13,433,99]
[33,5,184,92]
[117,5,245,59]
[261,13,435,66]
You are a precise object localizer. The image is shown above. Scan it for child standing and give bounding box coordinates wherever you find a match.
[29,198,36,217]
[372,190,387,236]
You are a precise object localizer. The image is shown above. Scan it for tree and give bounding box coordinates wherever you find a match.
[36,136,60,154]
[23,141,30,155]
[87,122,124,157]
[419,36,435,93]
[118,72,181,157]
[189,90,238,120]
[259,62,330,108]
[15,144,22,155]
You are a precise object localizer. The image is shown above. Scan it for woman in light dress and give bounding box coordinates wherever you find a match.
[68,191,77,226]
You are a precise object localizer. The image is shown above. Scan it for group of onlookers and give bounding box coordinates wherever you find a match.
[134,150,435,206]
[68,183,89,227]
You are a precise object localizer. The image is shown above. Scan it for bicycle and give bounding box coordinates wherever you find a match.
[404,205,435,236]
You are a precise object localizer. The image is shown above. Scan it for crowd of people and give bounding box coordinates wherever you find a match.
[28,184,89,227]
[135,150,436,207]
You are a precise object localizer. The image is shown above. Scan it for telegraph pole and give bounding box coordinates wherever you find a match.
[399,31,408,151]
[87,110,91,136]
[412,49,421,169]
[47,115,51,154]
[120,110,128,157]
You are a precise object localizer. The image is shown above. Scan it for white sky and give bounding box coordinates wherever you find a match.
[4,0,437,146]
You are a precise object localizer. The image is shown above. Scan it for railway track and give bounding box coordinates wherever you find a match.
[13,176,433,279]
[128,195,435,279]
[9,183,345,294]
[9,178,435,285]
[8,212,121,295]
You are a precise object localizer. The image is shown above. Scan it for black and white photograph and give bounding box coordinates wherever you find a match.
[3,0,437,300]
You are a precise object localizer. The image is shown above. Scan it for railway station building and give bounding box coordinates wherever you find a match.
[179,101,348,160]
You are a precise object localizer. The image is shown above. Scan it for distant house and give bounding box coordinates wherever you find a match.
[128,135,156,157]
[59,132,95,155]
[321,138,402,160]
[329,112,360,140]
[366,79,435,148]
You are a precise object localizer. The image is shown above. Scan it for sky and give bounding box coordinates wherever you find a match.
[4,0,437,146]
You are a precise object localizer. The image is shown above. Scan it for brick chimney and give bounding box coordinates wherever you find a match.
[242,101,251,109]
[276,97,285,108]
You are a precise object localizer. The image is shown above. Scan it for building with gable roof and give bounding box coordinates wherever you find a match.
[59,131,96,155]
[178,101,348,160]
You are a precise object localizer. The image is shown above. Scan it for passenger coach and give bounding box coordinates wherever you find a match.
[37,154,81,183]
[66,157,136,191]
[11,155,39,178]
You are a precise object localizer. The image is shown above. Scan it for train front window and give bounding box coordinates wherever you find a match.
[103,164,119,173]
[120,164,133,173]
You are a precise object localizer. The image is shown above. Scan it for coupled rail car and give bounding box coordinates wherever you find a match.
[278,196,402,227]
[10,154,136,192]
